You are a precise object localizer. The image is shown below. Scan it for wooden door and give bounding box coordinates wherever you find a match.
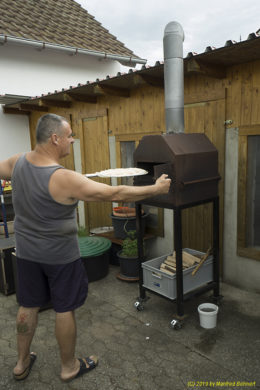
[83,116,112,230]
[182,99,225,261]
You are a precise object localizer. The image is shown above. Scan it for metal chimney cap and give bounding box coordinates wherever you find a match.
[164,21,185,41]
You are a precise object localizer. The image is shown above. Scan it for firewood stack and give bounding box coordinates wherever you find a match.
[160,250,202,275]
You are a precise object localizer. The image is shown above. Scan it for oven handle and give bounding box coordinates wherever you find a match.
[180,175,221,186]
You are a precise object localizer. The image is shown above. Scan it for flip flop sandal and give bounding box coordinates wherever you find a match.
[13,352,37,381]
[63,356,98,382]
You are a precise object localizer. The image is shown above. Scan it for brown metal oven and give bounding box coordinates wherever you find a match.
[133,133,220,208]
[133,133,221,324]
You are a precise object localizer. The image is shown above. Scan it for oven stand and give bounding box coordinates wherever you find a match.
[135,197,220,328]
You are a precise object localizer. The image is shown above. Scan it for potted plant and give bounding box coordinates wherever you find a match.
[111,207,148,239]
[77,225,89,237]
[116,230,143,281]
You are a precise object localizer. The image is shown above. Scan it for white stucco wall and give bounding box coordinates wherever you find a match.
[0,43,123,159]
[0,44,121,96]
[0,109,30,159]
[223,128,260,293]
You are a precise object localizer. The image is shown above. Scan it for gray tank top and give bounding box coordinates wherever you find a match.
[12,154,80,264]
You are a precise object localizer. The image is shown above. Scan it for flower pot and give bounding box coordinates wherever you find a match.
[78,236,112,282]
[111,212,148,239]
[112,207,137,217]
[116,250,140,281]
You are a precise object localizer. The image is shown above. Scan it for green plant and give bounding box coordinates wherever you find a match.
[121,230,138,258]
[77,225,88,237]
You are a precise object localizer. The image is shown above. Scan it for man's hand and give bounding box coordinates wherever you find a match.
[155,174,171,194]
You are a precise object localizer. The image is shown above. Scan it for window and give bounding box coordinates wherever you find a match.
[246,136,260,248]
[115,133,164,236]
[120,141,135,187]
[237,126,260,260]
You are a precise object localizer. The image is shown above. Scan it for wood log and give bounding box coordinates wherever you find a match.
[182,257,195,268]
[183,250,202,262]
[167,251,200,267]
[160,267,175,276]
[191,247,212,276]
[182,250,201,265]
[161,263,176,272]
[160,249,206,275]
[160,264,175,275]
[163,258,188,270]
[165,259,176,267]
[166,254,176,262]
[165,264,176,272]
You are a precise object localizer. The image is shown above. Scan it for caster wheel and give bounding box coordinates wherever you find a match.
[134,301,144,311]
[170,319,182,330]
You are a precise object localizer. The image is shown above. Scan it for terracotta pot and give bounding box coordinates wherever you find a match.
[112,207,136,217]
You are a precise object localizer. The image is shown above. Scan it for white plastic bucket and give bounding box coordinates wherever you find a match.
[198,303,219,329]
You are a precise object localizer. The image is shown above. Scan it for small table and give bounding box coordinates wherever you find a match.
[0,236,15,250]
[0,236,16,295]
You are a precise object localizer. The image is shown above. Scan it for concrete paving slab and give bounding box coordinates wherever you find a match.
[0,265,259,390]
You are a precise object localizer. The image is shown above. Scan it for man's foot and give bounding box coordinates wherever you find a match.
[61,355,98,382]
[13,352,37,381]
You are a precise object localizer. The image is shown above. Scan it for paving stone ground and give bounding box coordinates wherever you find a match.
[0,265,259,390]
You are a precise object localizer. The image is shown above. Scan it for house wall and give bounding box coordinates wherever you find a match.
[27,59,260,293]
[226,61,260,127]
[0,44,122,160]
[224,128,260,293]
[223,60,260,293]
[0,44,121,96]
[28,79,226,260]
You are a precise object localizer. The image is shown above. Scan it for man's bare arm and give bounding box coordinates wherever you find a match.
[0,154,21,180]
[49,169,171,204]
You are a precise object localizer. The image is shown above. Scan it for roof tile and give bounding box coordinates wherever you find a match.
[0,0,139,58]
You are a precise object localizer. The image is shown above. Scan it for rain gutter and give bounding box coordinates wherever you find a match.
[0,34,147,67]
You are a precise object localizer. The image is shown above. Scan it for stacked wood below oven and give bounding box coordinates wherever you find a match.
[160,250,202,275]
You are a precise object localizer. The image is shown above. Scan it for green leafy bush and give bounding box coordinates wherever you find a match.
[78,226,88,237]
[121,230,138,258]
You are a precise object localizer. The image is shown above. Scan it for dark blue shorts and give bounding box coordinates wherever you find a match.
[16,257,88,313]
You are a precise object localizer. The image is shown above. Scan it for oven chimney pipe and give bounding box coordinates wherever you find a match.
[163,21,185,133]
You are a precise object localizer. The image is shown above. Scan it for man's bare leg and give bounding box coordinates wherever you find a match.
[55,311,80,380]
[55,311,97,381]
[13,306,39,376]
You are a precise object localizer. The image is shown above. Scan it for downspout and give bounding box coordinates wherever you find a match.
[163,21,185,133]
[0,34,147,67]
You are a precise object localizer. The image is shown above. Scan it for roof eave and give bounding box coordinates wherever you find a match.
[0,34,147,67]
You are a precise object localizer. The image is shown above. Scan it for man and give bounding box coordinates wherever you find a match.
[0,113,171,382]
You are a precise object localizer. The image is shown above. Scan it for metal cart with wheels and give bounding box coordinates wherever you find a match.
[134,197,221,330]
[132,132,222,329]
